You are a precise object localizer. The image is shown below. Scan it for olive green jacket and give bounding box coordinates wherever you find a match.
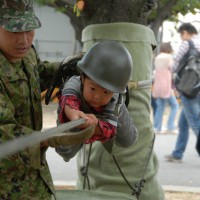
[0,46,59,199]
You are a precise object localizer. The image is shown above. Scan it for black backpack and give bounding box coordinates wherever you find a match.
[174,40,200,98]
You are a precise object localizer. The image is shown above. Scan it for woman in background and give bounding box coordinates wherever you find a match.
[153,42,179,134]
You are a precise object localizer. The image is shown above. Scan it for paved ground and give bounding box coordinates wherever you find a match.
[43,102,200,192]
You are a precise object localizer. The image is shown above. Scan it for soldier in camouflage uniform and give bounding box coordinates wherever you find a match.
[0,0,81,199]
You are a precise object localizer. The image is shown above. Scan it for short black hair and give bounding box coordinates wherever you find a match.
[178,23,198,34]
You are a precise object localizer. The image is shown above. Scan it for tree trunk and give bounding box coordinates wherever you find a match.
[61,0,158,46]
[47,0,179,45]
[150,0,178,42]
[82,0,157,26]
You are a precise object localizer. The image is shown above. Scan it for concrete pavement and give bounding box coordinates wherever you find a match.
[43,102,200,193]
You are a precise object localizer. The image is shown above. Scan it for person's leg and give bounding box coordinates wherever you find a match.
[154,98,166,131]
[167,95,179,131]
[151,95,157,118]
[196,128,200,156]
[172,109,189,159]
[182,94,200,157]
[181,95,200,136]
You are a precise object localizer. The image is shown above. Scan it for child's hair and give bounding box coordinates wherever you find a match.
[160,42,172,54]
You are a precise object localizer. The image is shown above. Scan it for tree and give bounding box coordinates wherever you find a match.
[149,0,200,40]
[35,0,200,44]
[36,0,157,45]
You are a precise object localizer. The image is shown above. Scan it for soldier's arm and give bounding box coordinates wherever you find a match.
[0,80,40,167]
[30,45,60,92]
[0,81,33,141]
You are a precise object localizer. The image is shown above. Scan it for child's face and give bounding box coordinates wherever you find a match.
[82,77,113,109]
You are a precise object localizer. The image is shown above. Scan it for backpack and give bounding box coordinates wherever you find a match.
[174,40,200,98]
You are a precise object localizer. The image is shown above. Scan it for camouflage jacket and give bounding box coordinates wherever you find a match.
[0,46,59,199]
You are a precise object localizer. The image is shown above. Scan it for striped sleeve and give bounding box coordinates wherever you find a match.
[173,41,189,71]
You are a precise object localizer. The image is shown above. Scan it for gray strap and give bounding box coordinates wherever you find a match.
[81,144,87,168]
[0,119,86,160]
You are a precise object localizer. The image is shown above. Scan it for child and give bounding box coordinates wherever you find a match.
[56,40,138,158]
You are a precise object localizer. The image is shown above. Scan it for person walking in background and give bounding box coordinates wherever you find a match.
[152,42,179,134]
[166,23,200,163]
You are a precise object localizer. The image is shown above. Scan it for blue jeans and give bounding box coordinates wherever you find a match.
[154,95,179,131]
[172,94,200,159]
[151,95,157,118]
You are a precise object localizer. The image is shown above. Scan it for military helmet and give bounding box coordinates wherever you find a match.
[77,40,133,93]
[0,0,41,32]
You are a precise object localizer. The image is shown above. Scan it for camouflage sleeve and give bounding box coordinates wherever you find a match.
[38,61,60,92]
[0,81,15,140]
[0,80,41,167]
[31,45,60,92]
[0,80,33,141]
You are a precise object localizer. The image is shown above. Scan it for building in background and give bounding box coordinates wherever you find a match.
[33,3,77,62]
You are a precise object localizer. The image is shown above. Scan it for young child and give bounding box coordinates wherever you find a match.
[56,40,138,156]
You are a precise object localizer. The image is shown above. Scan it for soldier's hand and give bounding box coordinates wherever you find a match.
[47,125,95,148]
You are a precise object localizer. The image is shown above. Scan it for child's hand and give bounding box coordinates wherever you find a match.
[64,105,100,134]
[85,114,98,127]
[76,114,98,129]
[64,105,89,121]
[85,114,102,136]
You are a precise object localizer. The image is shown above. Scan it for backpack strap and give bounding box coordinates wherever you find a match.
[174,40,194,74]
[188,40,195,49]
[188,40,200,58]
